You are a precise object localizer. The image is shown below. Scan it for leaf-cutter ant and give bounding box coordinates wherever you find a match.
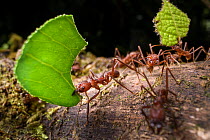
[140,67,180,133]
[76,59,135,125]
[163,41,207,63]
[133,44,167,73]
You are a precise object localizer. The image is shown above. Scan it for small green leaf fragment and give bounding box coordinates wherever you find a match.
[15,15,87,107]
[153,0,190,46]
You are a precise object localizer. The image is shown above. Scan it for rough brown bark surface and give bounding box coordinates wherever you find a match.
[43,60,210,140]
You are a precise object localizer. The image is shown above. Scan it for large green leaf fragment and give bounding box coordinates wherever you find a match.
[153,0,190,46]
[15,15,88,107]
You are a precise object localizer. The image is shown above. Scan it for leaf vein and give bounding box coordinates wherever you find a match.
[26,53,74,89]
[38,30,73,52]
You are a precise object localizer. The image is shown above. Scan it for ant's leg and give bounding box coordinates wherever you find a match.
[137,45,156,74]
[162,51,173,66]
[158,60,166,66]
[141,106,154,132]
[132,59,153,75]
[164,55,170,66]
[142,72,156,95]
[113,58,141,95]
[168,90,178,101]
[150,44,162,54]
[153,60,166,77]
[84,92,90,125]
[165,67,180,85]
[141,85,156,99]
[188,47,195,63]
[164,52,181,66]
[114,48,124,67]
[112,77,136,95]
[114,58,146,94]
[160,49,174,56]
[131,59,143,85]
[133,59,146,68]
[157,49,163,57]
[203,48,210,66]
[89,69,99,79]
[157,49,166,72]
[138,45,147,64]
[160,65,165,77]
[114,58,144,88]
[149,44,155,54]
[107,59,138,95]
[89,89,101,103]
[112,58,119,73]
[165,67,169,94]
[170,55,181,66]
[192,46,207,61]
[183,42,188,51]
[85,89,101,125]
[114,58,144,77]
[165,68,178,100]
[187,46,207,62]
[206,48,210,61]
[114,48,122,58]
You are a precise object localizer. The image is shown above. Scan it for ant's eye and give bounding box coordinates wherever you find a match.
[149,60,153,64]
[156,124,162,128]
[150,123,155,127]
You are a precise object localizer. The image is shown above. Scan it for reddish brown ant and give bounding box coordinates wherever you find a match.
[163,41,207,62]
[140,67,180,133]
[133,44,167,73]
[115,44,167,76]
[114,48,139,68]
[76,59,135,124]
[114,44,168,87]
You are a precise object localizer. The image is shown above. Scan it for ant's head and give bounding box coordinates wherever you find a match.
[146,54,159,65]
[149,59,159,65]
[150,121,163,129]
[150,103,165,133]
[76,81,91,92]
[150,121,164,134]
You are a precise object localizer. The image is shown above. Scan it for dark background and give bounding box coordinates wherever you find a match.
[0,0,209,57]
